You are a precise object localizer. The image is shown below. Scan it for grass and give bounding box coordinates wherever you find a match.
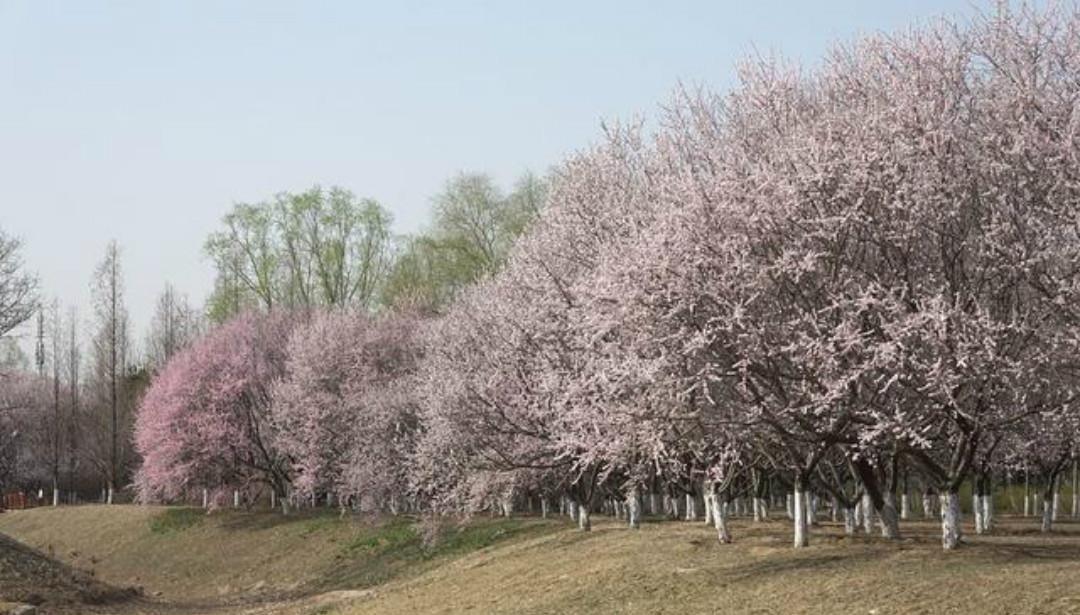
[337,515,1080,615]
[3,505,1080,614]
[148,507,205,535]
[0,505,557,613]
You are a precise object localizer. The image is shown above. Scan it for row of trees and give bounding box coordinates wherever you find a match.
[134,6,1080,551]
[0,233,201,504]
[0,170,544,503]
[204,173,546,321]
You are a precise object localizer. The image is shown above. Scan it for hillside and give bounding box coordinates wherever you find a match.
[1,507,1080,614]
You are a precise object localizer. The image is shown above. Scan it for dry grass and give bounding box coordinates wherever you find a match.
[3,507,1080,614]
[336,516,1080,615]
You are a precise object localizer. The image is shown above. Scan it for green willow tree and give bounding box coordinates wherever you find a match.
[382,171,547,309]
[205,186,394,321]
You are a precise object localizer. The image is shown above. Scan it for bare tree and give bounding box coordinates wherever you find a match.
[0,227,38,338]
[146,283,199,372]
[90,240,127,504]
[66,305,80,502]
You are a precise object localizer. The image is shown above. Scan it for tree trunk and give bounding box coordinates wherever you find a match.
[922,492,932,519]
[843,506,857,535]
[541,498,549,519]
[1041,496,1054,532]
[1072,461,1079,519]
[1023,471,1031,516]
[685,493,697,521]
[793,486,809,548]
[202,488,209,509]
[107,485,114,505]
[941,490,962,550]
[861,493,875,535]
[578,503,591,531]
[627,489,641,529]
[973,492,984,534]
[714,498,732,544]
[786,493,794,520]
[900,493,909,521]
[879,492,900,539]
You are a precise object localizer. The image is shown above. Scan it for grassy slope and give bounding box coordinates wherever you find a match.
[338,517,1080,615]
[3,507,1080,614]
[0,505,555,612]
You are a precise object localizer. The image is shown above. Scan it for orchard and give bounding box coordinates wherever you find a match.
[124,6,1080,552]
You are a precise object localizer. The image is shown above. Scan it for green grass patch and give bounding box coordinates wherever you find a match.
[322,516,555,591]
[148,507,205,535]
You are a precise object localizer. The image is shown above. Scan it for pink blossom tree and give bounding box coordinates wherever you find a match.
[133,310,298,510]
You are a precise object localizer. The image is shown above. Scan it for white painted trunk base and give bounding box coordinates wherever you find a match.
[843,506,857,535]
[941,491,962,550]
[714,499,732,544]
[879,494,900,539]
[861,494,875,535]
[793,489,809,548]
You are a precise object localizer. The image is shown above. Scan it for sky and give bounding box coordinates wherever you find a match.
[0,0,980,350]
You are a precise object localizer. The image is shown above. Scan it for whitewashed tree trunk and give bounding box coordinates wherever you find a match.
[752,497,763,522]
[757,497,768,520]
[843,506,857,535]
[1053,489,1061,522]
[52,486,59,507]
[793,488,809,548]
[270,490,275,511]
[541,498,549,518]
[649,492,659,516]
[568,500,578,522]
[703,492,714,525]
[982,493,993,532]
[830,496,839,522]
[1072,463,1079,519]
[202,488,209,509]
[627,487,641,529]
[879,493,900,539]
[578,503,591,531]
[685,493,697,521]
[714,498,732,544]
[786,493,794,520]
[942,491,962,550]
[233,489,240,509]
[808,493,818,526]
[107,486,114,505]
[973,493,984,534]
[922,493,932,519]
[861,493,875,535]
[1042,496,1054,532]
[900,493,909,520]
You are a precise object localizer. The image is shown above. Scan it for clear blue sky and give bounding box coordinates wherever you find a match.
[1,0,979,347]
